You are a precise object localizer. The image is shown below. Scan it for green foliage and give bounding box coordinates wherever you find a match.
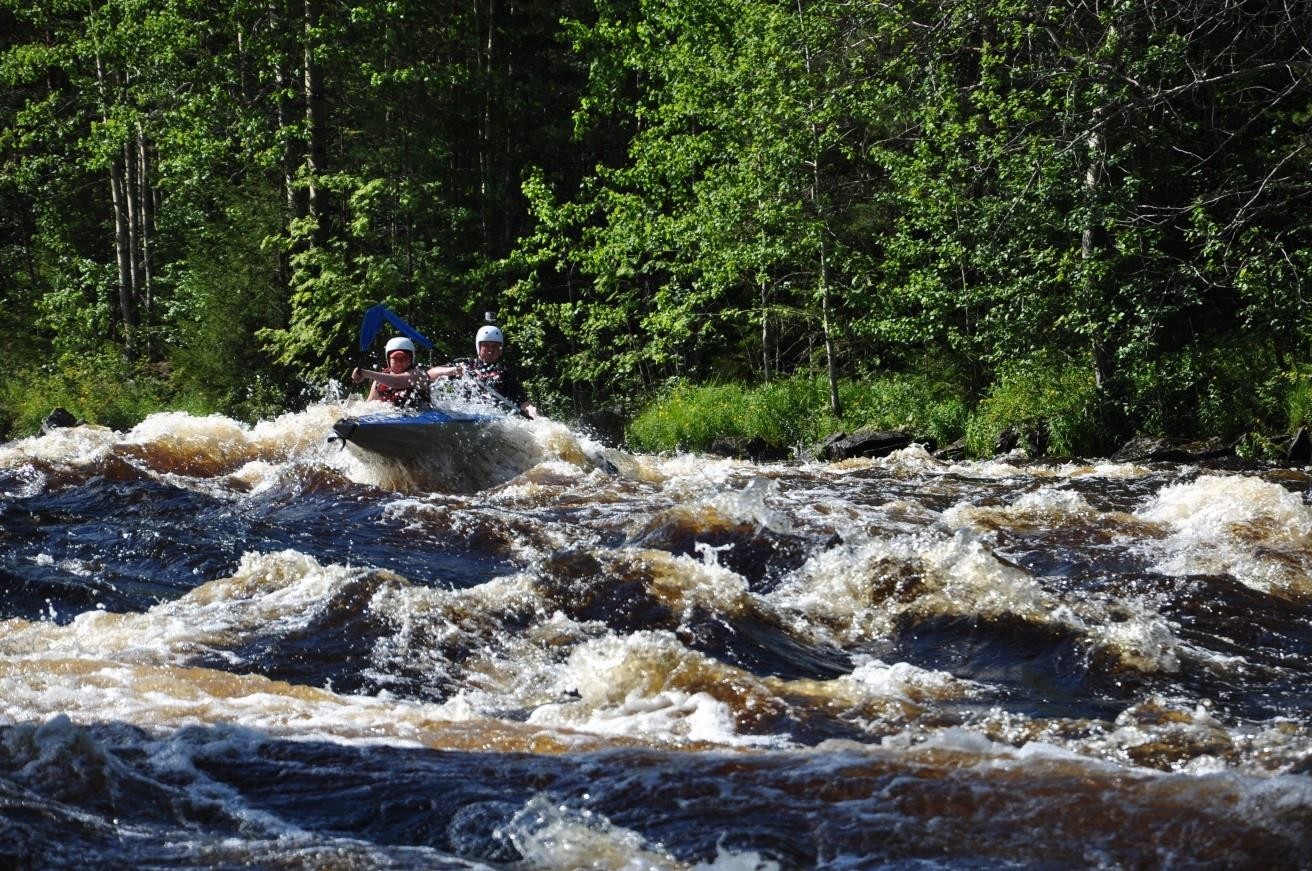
[839,376,969,449]
[1286,368,1312,432]
[0,348,183,438]
[514,0,894,401]
[1123,338,1282,441]
[741,378,833,448]
[162,192,294,419]
[33,257,115,359]
[626,373,969,454]
[965,357,1100,458]
[627,382,749,453]
[2,0,1310,451]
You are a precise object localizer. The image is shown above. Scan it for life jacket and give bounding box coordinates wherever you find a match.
[375,367,431,408]
[454,358,527,406]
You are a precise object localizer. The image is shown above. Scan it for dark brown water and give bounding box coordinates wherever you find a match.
[1,402,1310,869]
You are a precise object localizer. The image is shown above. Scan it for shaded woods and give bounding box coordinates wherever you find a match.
[2,0,1310,454]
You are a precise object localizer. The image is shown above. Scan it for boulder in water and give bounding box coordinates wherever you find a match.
[707,435,788,462]
[1112,436,1233,464]
[573,406,627,447]
[41,407,81,433]
[1287,426,1311,464]
[821,428,914,461]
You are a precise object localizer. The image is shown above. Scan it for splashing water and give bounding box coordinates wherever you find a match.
[0,405,1309,868]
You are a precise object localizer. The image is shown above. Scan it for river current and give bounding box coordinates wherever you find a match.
[1,399,1309,869]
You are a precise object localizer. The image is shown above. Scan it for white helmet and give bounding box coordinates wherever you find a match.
[475,325,505,351]
[384,336,416,356]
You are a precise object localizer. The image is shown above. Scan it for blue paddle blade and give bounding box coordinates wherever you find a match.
[359,305,387,352]
[359,304,435,352]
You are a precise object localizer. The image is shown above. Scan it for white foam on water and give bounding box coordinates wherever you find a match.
[841,656,980,704]
[363,570,585,718]
[3,401,622,496]
[528,417,626,476]
[940,486,1105,533]
[0,551,494,748]
[124,410,252,450]
[500,793,781,871]
[815,443,944,476]
[943,454,1045,479]
[765,533,931,645]
[1005,486,1100,519]
[875,443,944,472]
[651,454,755,500]
[0,550,361,667]
[526,631,789,748]
[768,656,981,737]
[0,423,120,468]
[1075,460,1154,479]
[768,522,1188,675]
[1087,606,1183,673]
[697,476,793,535]
[775,528,1055,634]
[1137,474,1312,597]
[637,549,753,625]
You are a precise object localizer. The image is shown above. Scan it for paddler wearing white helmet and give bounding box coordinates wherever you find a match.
[427,324,538,419]
[350,335,432,408]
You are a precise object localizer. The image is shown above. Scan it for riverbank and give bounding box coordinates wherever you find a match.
[6,362,1311,469]
[621,374,1312,466]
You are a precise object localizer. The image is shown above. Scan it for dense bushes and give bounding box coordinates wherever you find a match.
[627,374,968,456]
[3,1,1308,447]
[0,350,181,437]
[626,356,1309,459]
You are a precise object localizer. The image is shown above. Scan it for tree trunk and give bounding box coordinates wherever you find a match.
[136,127,155,320]
[819,247,841,418]
[1083,111,1111,393]
[96,51,136,343]
[273,1,300,223]
[795,0,841,417]
[760,275,770,383]
[303,0,326,235]
[108,157,136,338]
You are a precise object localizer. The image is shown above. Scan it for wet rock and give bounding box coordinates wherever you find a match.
[1112,436,1233,464]
[707,436,788,462]
[994,427,1020,455]
[820,428,914,461]
[1024,425,1049,457]
[41,407,81,433]
[934,438,969,461]
[1287,426,1311,464]
[819,431,848,458]
[573,405,627,447]
[994,424,1048,457]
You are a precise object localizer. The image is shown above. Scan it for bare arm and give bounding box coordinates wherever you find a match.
[352,368,429,391]
[426,364,463,380]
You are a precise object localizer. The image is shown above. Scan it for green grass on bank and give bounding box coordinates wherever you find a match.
[626,373,971,456]
[5,347,1309,460]
[0,352,189,438]
[627,360,1312,459]
[0,347,286,439]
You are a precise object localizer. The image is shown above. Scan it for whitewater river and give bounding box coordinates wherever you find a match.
[1,401,1309,869]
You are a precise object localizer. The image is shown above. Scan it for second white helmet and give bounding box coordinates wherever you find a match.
[475,325,505,351]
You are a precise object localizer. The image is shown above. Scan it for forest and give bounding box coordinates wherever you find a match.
[2,0,1310,456]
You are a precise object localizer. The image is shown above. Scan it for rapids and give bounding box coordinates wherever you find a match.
[1,401,1309,868]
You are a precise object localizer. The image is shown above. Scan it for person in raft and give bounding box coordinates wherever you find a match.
[427,325,539,419]
[350,336,433,409]
[352,327,538,418]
